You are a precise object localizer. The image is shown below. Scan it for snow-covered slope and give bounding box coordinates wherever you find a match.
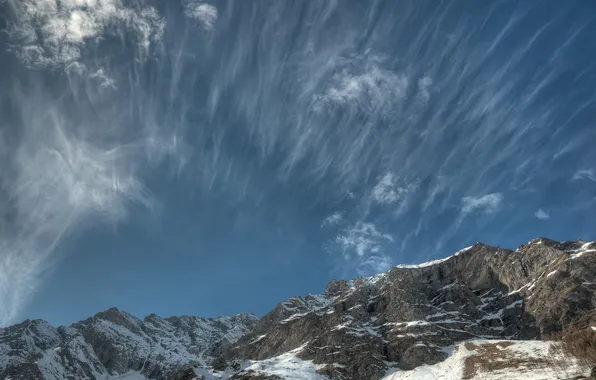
[190,344,330,380]
[382,340,588,380]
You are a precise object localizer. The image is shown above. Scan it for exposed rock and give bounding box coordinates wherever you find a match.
[0,311,257,380]
[230,370,283,379]
[399,343,447,370]
[223,239,596,379]
[170,367,199,380]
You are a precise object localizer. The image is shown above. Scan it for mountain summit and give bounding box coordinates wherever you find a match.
[1,238,595,380]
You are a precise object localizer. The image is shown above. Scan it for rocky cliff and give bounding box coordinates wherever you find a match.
[217,238,596,379]
[1,238,595,380]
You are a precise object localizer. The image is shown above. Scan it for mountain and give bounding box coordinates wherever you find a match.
[1,238,595,380]
[0,310,257,380]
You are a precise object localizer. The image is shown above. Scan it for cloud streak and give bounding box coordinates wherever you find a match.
[461,193,504,214]
[573,169,596,182]
[321,212,344,227]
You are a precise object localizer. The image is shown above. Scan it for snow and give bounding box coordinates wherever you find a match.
[394,246,473,269]
[279,294,335,323]
[546,270,558,278]
[281,313,309,324]
[249,334,267,344]
[395,257,452,269]
[566,241,596,259]
[108,372,149,380]
[381,340,588,380]
[508,280,536,295]
[242,348,328,380]
[505,300,523,309]
[568,249,596,259]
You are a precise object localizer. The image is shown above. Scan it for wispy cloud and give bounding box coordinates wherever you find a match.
[461,193,504,214]
[321,212,343,227]
[315,60,408,114]
[334,222,393,275]
[572,169,596,182]
[534,208,550,220]
[0,0,169,326]
[417,76,433,103]
[0,103,153,325]
[371,172,418,205]
[184,2,218,31]
[358,255,392,275]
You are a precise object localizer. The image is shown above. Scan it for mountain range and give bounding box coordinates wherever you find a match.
[2,237,595,380]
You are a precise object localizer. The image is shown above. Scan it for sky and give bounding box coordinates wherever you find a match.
[0,0,595,327]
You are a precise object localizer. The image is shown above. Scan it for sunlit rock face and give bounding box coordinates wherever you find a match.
[224,239,596,379]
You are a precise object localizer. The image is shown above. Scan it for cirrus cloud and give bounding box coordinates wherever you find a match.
[572,169,596,182]
[333,221,393,275]
[461,193,504,214]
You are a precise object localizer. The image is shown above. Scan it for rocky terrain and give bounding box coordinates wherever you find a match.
[1,238,595,380]
[0,310,257,380]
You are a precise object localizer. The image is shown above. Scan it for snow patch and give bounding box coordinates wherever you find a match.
[242,349,327,380]
[381,340,587,380]
[394,246,473,269]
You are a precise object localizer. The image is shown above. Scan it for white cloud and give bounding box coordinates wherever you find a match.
[534,208,550,220]
[89,68,117,88]
[7,0,164,67]
[334,222,393,275]
[314,55,408,115]
[358,255,392,275]
[184,2,218,31]
[371,172,419,205]
[461,193,503,214]
[321,212,343,227]
[336,222,392,257]
[572,169,596,182]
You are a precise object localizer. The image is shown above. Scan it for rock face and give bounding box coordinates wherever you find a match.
[223,238,596,379]
[1,238,595,380]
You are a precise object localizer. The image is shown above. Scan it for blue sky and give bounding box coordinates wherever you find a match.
[0,0,595,327]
